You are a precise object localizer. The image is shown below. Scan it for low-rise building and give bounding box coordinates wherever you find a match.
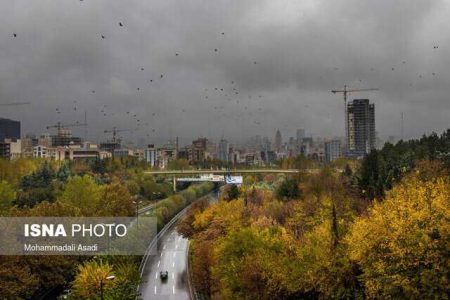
[0,139,21,159]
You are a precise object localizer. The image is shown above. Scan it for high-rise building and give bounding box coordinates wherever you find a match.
[218,139,229,162]
[144,144,158,167]
[347,99,375,157]
[274,129,282,152]
[325,140,342,162]
[189,138,208,164]
[0,118,20,141]
[296,129,305,143]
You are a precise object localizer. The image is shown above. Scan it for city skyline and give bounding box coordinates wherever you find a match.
[1,0,449,145]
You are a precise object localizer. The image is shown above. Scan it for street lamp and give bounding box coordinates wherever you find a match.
[100,275,115,300]
[132,197,142,227]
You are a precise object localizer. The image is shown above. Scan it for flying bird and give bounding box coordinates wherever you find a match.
[119,22,123,27]
[433,45,438,49]
[160,74,164,78]
[12,33,17,37]
[101,35,105,39]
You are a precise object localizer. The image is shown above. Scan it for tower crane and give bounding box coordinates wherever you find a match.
[46,122,88,138]
[331,85,378,150]
[104,127,135,143]
[46,122,87,131]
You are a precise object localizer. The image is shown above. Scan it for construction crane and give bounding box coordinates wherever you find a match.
[0,102,30,106]
[46,121,87,131]
[331,85,379,149]
[104,127,135,143]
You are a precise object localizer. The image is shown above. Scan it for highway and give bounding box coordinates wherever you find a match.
[139,190,220,300]
[139,223,190,300]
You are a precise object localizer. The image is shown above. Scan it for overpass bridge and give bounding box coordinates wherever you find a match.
[144,169,315,191]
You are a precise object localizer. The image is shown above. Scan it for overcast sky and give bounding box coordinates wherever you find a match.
[0,0,449,146]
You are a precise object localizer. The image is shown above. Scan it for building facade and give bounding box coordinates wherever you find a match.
[347,99,375,157]
[325,139,342,162]
[0,118,20,141]
[217,139,229,162]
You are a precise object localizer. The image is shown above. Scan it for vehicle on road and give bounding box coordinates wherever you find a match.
[160,270,169,281]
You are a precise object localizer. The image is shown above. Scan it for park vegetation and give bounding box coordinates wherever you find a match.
[178,130,449,299]
[0,157,214,299]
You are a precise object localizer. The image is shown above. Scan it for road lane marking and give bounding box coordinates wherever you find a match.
[154,286,157,294]
[172,273,174,279]
[157,260,160,267]
[163,245,166,250]
[155,272,158,279]
[173,285,175,294]
[173,252,176,258]
[160,252,163,257]
[172,262,175,267]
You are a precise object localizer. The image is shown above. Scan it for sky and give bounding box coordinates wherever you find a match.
[0,0,449,146]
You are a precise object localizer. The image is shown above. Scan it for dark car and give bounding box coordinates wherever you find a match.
[160,271,169,281]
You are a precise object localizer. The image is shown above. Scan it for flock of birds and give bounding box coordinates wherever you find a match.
[7,4,443,143]
[9,16,272,141]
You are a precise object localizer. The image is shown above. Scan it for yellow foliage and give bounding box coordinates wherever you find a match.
[72,260,115,299]
[346,177,450,299]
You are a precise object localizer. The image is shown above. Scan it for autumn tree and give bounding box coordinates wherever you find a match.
[347,176,450,298]
[72,260,115,299]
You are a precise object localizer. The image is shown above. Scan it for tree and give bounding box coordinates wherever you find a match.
[56,163,71,182]
[276,177,300,201]
[347,176,450,298]
[58,175,103,216]
[90,158,107,174]
[100,181,134,216]
[168,159,190,170]
[226,184,240,201]
[0,257,40,299]
[72,260,115,299]
[0,180,15,213]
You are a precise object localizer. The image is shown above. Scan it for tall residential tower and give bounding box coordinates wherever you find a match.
[347,99,375,157]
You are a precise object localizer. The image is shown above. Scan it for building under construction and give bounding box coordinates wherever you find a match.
[347,99,375,157]
[51,128,82,147]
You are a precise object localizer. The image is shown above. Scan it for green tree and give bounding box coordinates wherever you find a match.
[226,184,240,201]
[58,175,103,215]
[0,180,15,213]
[276,177,300,200]
[56,163,71,182]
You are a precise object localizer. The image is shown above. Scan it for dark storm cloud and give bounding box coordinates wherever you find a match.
[0,0,448,145]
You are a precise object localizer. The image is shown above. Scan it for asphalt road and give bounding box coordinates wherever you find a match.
[139,190,220,300]
[139,223,190,300]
